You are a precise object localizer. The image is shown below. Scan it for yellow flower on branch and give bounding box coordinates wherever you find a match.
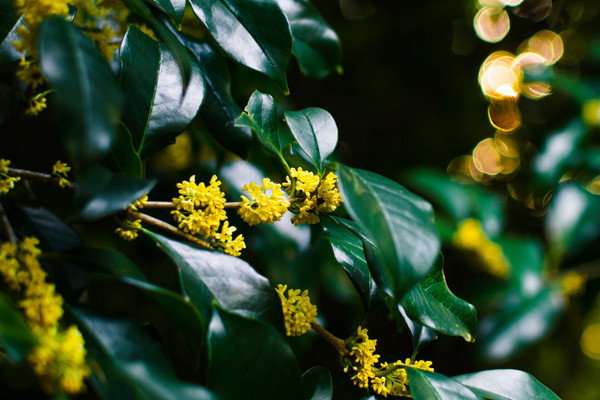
[211,221,246,257]
[115,219,142,241]
[0,159,21,195]
[275,284,317,336]
[238,178,290,225]
[52,160,72,188]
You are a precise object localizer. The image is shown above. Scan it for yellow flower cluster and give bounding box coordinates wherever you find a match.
[0,159,21,195]
[452,218,509,278]
[16,58,44,89]
[115,219,142,241]
[275,284,317,336]
[86,25,119,61]
[238,178,290,226]
[561,271,586,297]
[52,160,72,188]
[13,0,70,56]
[0,238,89,394]
[172,175,245,256]
[283,168,342,226]
[344,327,434,397]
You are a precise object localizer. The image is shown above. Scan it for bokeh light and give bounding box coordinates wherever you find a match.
[474,7,510,43]
[581,323,600,360]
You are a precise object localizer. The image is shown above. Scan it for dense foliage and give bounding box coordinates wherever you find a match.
[1,0,599,399]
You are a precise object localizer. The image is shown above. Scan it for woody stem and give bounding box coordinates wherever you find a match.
[311,322,349,357]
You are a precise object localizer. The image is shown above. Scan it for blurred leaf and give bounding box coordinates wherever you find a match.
[397,306,438,355]
[496,237,544,296]
[152,0,186,25]
[106,124,142,178]
[0,293,38,364]
[38,17,122,167]
[284,108,338,173]
[185,38,252,158]
[207,307,303,400]
[76,166,156,220]
[405,368,481,400]
[532,119,586,188]
[302,366,332,400]
[337,165,440,300]
[188,0,292,92]
[406,168,504,237]
[400,257,477,342]
[545,183,600,256]
[454,369,560,400]
[72,308,215,400]
[235,90,282,159]
[478,286,565,361]
[62,248,148,281]
[146,232,283,328]
[274,0,342,78]
[21,206,83,251]
[322,216,377,309]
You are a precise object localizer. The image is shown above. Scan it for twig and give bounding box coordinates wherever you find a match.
[0,203,17,244]
[6,168,68,188]
[144,200,243,209]
[311,322,349,357]
[127,210,212,250]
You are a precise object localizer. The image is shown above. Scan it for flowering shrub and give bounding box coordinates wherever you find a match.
[0,0,598,399]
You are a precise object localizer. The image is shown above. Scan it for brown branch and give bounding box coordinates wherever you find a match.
[127,210,212,250]
[6,168,69,188]
[311,322,349,357]
[0,202,16,244]
[144,201,176,209]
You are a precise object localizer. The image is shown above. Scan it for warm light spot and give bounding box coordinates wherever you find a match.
[447,155,490,182]
[521,82,551,99]
[499,153,520,174]
[479,52,521,99]
[587,175,600,195]
[512,51,547,69]
[498,0,524,6]
[473,138,503,176]
[494,131,520,157]
[488,100,521,131]
[581,323,600,360]
[474,7,510,43]
[583,99,600,126]
[477,0,505,7]
[526,30,564,65]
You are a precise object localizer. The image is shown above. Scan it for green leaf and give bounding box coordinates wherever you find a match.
[405,369,482,400]
[478,286,565,361]
[397,305,438,354]
[400,256,477,342]
[532,118,587,188]
[302,366,332,400]
[207,307,303,400]
[106,124,142,178]
[454,369,560,400]
[76,166,156,220]
[235,90,282,158]
[21,206,83,251]
[545,183,600,256]
[146,232,283,328]
[0,293,38,364]
[38,17,122,167]
[152,0,186,25]
[337,165,441,300]
[284,108,338,172]
[71,308,215,400]
[274,0,342,78]
[496,237,544,295]
[185,38,252,157]
[322,216,377,309]
[188,0,292,92]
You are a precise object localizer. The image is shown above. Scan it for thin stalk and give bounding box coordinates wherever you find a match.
[0,203,16,244]
[311,322,349,357]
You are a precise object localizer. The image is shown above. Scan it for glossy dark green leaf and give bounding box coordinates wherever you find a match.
[284,108,338,172]
[38,17,122,167]
[337,165,440,300]
[400,257,477,342]
[62,248,148,281]
[405,369,481,400]
[532,118,586,188]
[185,38,252,157]
[106,124,142,178]
[146,232,283,328]
[21,206,83,251]
[152,0,186,25]
[397,305,438,354]
[76,166,156,220]
[545,183,600,256]
[207,307,303,400]
[0,293,38,363]
[119,26,160,152]
[478,286,565,361]
[302,366,332,400]
[122,0,193,87]
[188,0,292,92]
[321,216,375,309]
[274,0,342,78]
[235,90,282,158]
[71,308,215,400]
[454,369,560,400]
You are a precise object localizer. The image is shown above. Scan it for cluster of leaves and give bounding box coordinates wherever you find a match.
[0,0,584,399]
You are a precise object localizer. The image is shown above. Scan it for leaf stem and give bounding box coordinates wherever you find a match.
[127,210,212,250]
[311,322,349,357]
[0,203,16,244]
